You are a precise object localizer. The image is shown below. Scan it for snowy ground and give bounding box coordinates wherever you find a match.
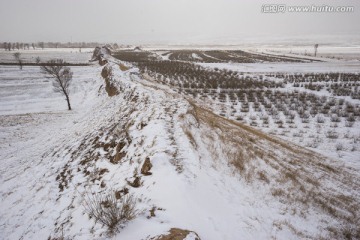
[192,61,360,169]
[0,65,99,115]
[0,48,93,64]
[144,44,360,61]
[133,48,360,170]
[198,60,360,73]
[0,49,359,240]
[251,45,360,61]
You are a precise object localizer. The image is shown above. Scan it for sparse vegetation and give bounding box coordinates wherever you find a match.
[83,191,138,234]
[1,46,359,240]
[129,55,359,161]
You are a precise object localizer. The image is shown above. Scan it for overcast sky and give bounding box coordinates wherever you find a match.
[0,0,359,44]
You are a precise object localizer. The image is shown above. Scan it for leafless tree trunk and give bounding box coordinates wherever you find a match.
[38,42,44,50]
[13,52,23,70]
[314,44,319,57]
[40,59,73,110]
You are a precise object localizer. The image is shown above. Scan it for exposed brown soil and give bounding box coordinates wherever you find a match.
[141,157,152,175]
[150,228,200,240]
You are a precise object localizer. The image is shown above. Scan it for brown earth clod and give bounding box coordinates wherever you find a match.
[141,157,153,175]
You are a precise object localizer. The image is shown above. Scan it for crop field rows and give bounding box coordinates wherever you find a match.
[165,50,318,63]
[271,72,360,99]
[112,50,158,62]
[113,50,360,161]
[113,49,317,63]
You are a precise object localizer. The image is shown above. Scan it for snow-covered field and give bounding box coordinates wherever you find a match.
[252,45,360,61]
[0,65,99,115]
[192,60,360,168]
[198,60,360,73]
[0,48,360,240]
[0,48,93,63]
[144,44,360,61]
[135,48,360,170]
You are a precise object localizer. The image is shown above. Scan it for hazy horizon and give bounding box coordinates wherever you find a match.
[0,0,359,45]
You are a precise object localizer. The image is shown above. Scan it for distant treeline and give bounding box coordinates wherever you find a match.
[0,62,90,66]
[1,42,127,51]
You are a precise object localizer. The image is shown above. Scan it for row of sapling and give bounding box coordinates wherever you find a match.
[189,88,359,127]
[203,89,359,118]
[112,50,158,62]
[167,50,221,63]
[200,90,360,122]
[206,50,296,63]
[133,54,360,132]
[156,49,303,63]
[2,42,43,51]
[282,72,360,83]
[2,41,115,51]
[137,60,283,90]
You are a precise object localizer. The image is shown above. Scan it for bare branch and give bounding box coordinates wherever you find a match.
[40,59,73,110]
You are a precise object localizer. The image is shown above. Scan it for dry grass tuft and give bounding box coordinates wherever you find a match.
[182,100,360,238]
[119,63,130,71]
[83,191,138,234]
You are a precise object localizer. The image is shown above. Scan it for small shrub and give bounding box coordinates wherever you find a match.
[336,143,344,151]
[345,121,354,127]
[250,120,258,126]
[351,144,357,152]
[236,115,244,121]
[326,130,339,139]
[347,114,356,122]
[83,191,138,233]
[262,115,269,124]
[317,115,325,123]
[330,114,341,123]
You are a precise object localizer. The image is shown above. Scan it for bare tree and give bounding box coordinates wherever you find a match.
[41,59,73,110]
[38,42,44,50]
[314,44,319,57]
[13,52,23,70]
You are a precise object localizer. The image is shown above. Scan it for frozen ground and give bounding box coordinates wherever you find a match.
[145,44,360,60]
[0,48,359,240]
[198,60,360,73]
[251,45,360,61]
[0,48,93,64]
[0,65,99,115]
